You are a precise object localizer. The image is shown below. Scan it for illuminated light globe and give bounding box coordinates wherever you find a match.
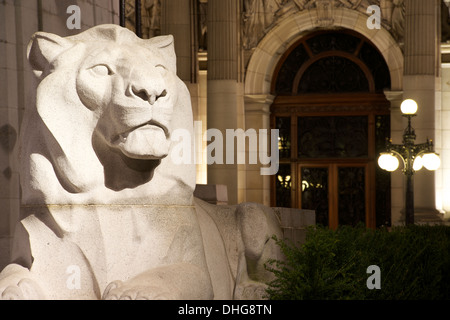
[378,153,399,172]
[378,153,390,170]
[413,155,423,171]
[400,99,418,115]
[422,153,441,171]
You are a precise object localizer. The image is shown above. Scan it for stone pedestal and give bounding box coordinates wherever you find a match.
[273,207,316,246]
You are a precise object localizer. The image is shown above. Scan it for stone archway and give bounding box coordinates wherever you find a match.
[244,7,404,96]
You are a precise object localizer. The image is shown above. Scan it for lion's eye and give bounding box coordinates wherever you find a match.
[90,65,113,76]
[155,64,167,75]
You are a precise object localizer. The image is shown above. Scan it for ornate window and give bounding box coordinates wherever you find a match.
[298,116,368,159]
[273,30,391,95]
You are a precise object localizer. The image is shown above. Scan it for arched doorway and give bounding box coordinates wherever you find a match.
[271,30,392,229]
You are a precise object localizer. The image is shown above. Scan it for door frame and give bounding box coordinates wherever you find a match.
[298,162,373,229]
[271,100,386,229]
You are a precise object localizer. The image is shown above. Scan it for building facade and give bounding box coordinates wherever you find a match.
[1,0,449,268]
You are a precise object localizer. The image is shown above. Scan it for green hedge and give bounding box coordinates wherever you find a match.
[265,225,450,300]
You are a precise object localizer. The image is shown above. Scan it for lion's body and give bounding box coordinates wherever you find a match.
[0,25,282,300]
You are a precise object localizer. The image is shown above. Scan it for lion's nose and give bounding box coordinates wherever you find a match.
[129,85,167,105]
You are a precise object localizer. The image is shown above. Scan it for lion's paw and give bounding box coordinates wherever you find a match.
[102,280,175,300]
[1,278,45,300]
[0,265,45,300]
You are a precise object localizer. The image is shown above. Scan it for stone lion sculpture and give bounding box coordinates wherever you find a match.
[0,25,283,300]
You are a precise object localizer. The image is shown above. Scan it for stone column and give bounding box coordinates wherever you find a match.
[403,0,441,222]
[207,0,245,205]
[160,0,195,83]
[0,0,35,269]
[244,94,274,207]
[439,60,450,219]
[161,0,206,183]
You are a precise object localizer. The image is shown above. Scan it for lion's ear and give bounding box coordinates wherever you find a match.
[147,35,177,74]
[27,32,73,78]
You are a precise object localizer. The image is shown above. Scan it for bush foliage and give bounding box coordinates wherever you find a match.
[265,224,450,300]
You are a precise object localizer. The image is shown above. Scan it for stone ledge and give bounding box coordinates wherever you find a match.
[272,207,316,246]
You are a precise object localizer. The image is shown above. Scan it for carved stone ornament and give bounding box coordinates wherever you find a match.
[242,0,405,50]
[316,0,335,27]
[0,25,283,300]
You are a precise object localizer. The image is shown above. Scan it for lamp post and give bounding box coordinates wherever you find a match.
[378,99,441,225]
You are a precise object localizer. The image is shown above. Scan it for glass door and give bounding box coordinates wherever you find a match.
[299,163,369,229]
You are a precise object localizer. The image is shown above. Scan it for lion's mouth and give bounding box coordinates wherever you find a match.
[114,120,169,143]
[111,120,170,160]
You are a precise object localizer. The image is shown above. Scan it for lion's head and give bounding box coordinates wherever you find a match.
[21,25,195,205]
